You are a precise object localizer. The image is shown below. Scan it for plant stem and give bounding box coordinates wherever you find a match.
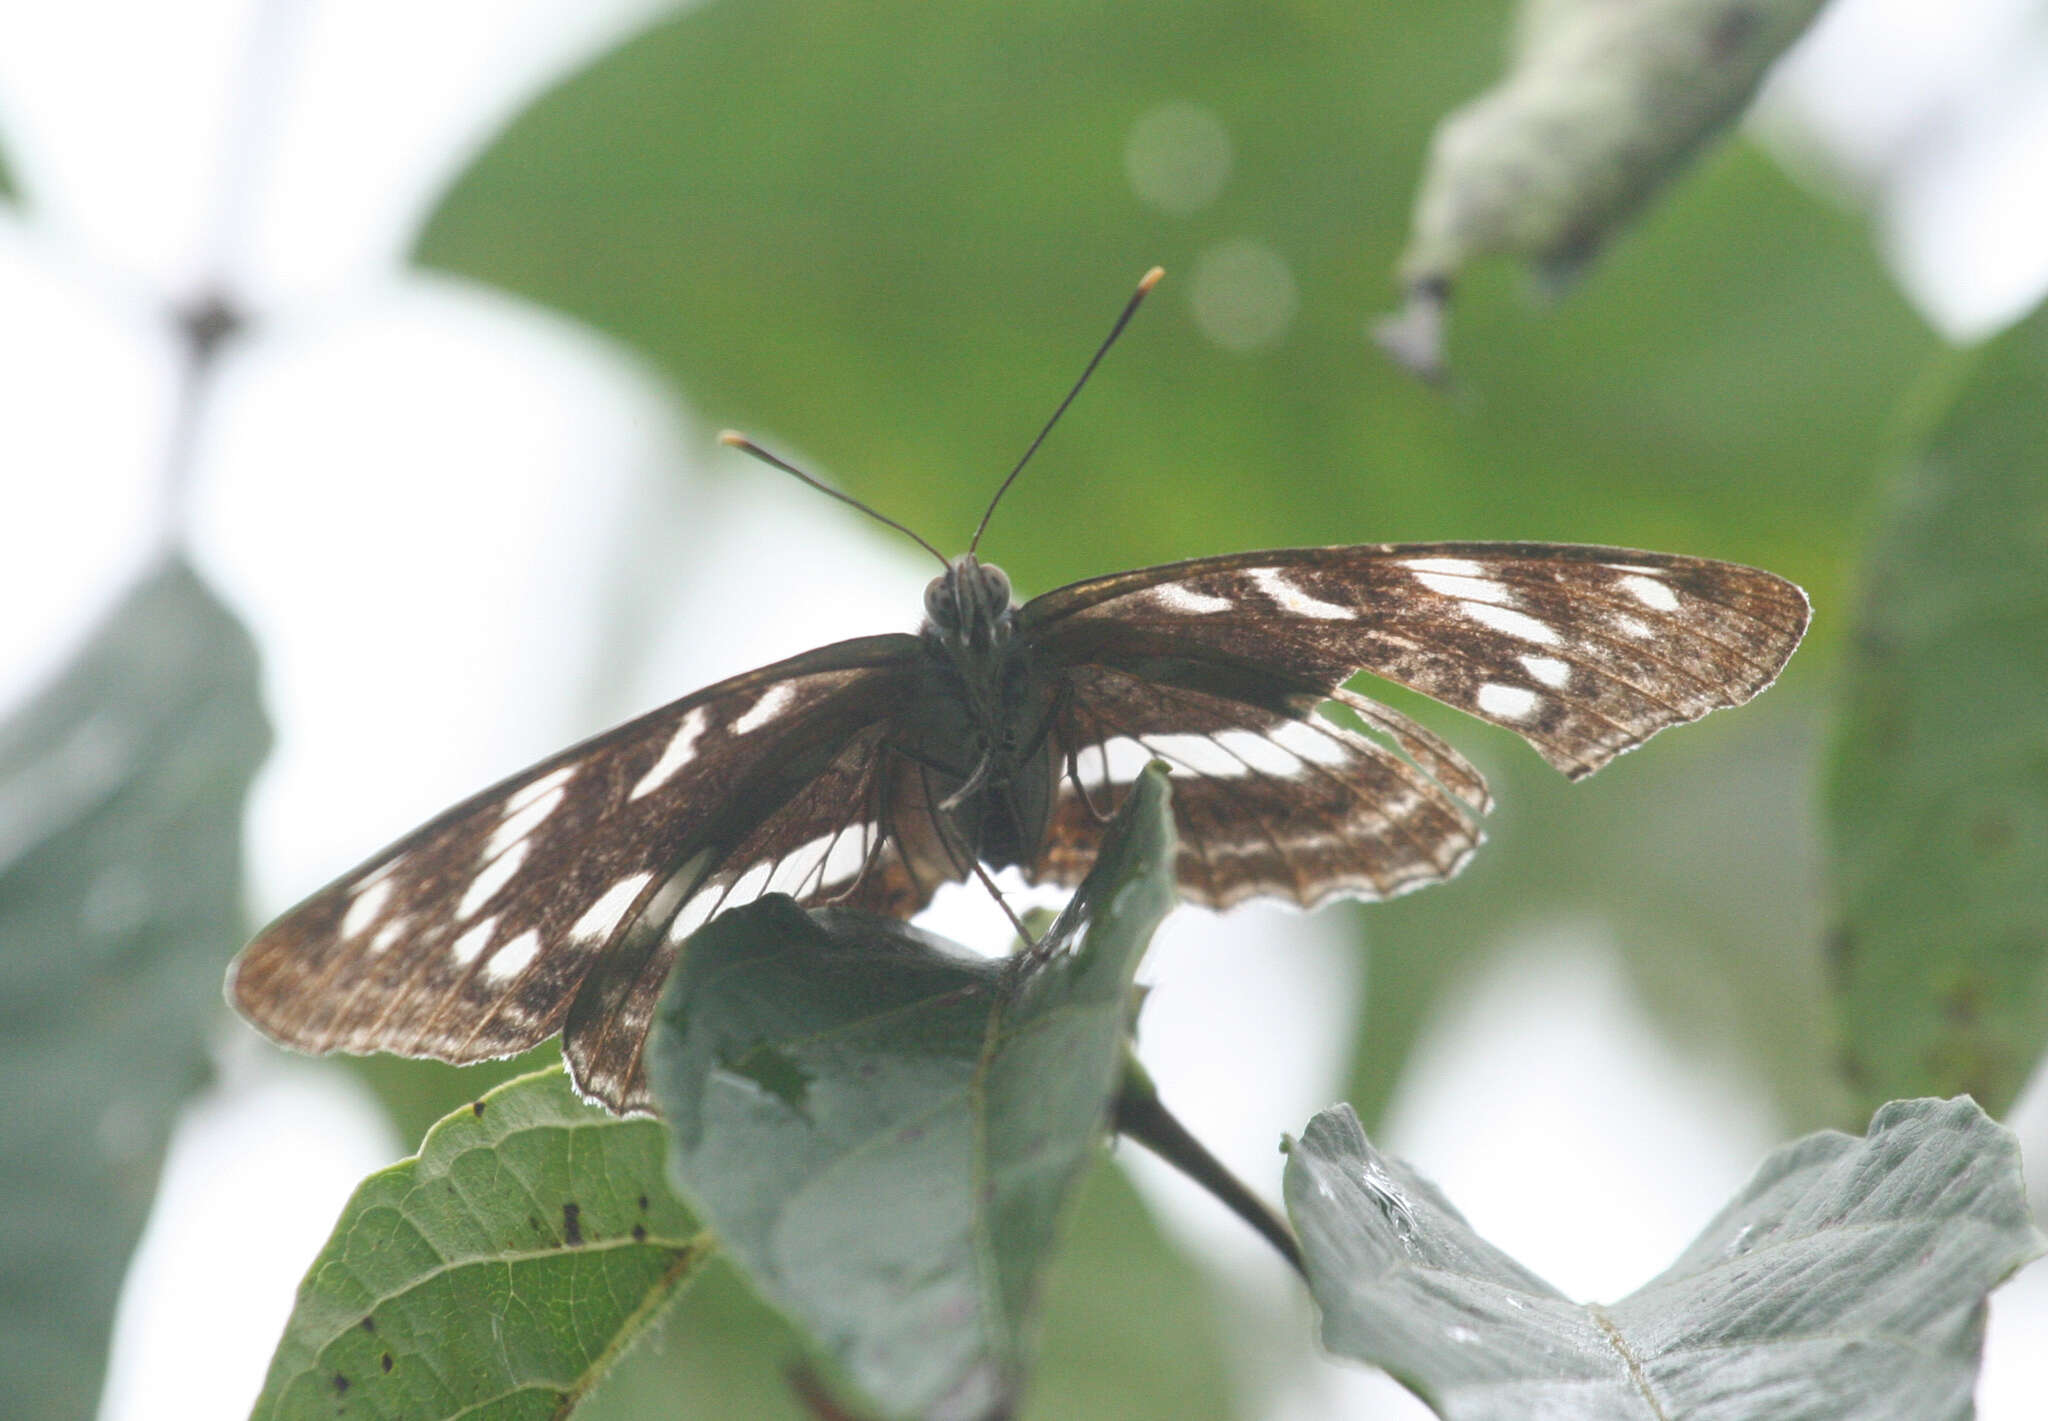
[1111,1055,1306,1280]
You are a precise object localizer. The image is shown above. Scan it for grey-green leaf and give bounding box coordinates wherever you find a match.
[1826,300,2048,1116]
[249,1067,710,1421]
[649,763,1180,1421]
[1377,0,1827,378]
[1286,1097,2043,1420]
[0,557,267,1418]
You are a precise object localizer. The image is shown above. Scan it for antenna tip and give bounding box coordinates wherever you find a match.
[717,429,748,448]
[1138,265,1165,291]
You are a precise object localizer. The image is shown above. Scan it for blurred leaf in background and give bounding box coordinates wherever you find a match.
[0,558,267,1417]
[1827,298,2048,1120]
[1375,0,1828,379]
[415,0,1934,1141]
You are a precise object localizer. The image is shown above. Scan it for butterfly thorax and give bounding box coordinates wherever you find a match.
[909,554,1059,869]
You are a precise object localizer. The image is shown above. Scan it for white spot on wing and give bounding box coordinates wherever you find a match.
[1413,571,1515,606]
[654,851,717,945]
[1476,683,1542,721]
[368,916,410,956]
[1616,615,1653,639]
[570,872,654,943]
[1214,727,1310,777]
[458,840,529,920]
[1619,573,1680,612]
[506,765,576,814]
[733,684,798,735]
[356,856,404,892]
[632,706,709,801]
[489,781,567,857]
[1403,556,1486,577]
[451,915,498,966]
[1078,737,1161,789]
[341,878,394,939]
[1519,654,1570,688]
[1250,568,1353,620]
[1145,583,1235,615]
[1267,718,1354,765]
[1460,601,1561,646]
[1141,733,1254,777]
[762,828,876,898]
[482,929,542,984]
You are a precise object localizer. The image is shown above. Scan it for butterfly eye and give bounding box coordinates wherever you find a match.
[923,576,956,627]
[979,565,1012,609]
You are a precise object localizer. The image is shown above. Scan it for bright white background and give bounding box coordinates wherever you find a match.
[0,2,2042,1417]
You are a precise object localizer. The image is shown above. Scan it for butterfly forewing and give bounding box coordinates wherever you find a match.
[1023,543,1810,780]
[229,635,921,1109]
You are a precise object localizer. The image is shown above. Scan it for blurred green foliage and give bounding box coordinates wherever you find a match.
[1827,302,2048,1118]
[0,560,267,1418]
[417,0,1929,596]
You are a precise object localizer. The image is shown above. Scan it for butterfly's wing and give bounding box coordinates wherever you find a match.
[229,633,934,1112]
[1020,542,1808,903]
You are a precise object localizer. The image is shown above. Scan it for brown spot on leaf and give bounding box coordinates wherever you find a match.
[472,1099,487,1117]
[332,1373,349,1396]
[632,1223,647,1243]
[637,1193,649,1212]
[359,1315,375,1332]
[563,1201,584,1246]
[381,1353,393,1373]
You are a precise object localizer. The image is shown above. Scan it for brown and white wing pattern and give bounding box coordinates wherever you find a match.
[1032,664,1489,909]
[228,634,923,1112]
[1025,542,1810,779]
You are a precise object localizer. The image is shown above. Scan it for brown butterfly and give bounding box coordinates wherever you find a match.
[228,270,1809,1112]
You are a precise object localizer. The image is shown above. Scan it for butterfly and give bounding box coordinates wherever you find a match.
[228,270,1809,1113]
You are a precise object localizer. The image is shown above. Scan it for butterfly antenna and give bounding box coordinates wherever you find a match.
[970,265,1164,553]
[720,431,952,570]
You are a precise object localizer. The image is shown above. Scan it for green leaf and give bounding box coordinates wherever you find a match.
[417,1,1926,590]
[0,557,267,1418]
[249,1067,711,1421]
[1285,1097,2043,1421]
[572,1158,1241,1421]
[1376,0,1828,377]
[648,764,1179,1421]
[1826,301,2048,1116]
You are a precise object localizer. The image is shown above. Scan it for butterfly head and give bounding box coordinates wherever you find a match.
[923,554,1016,653]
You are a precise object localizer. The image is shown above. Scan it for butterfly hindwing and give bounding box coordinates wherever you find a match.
[229,634,922,1109]
[1023,542,1811,779]
[1033,665,1489,909]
